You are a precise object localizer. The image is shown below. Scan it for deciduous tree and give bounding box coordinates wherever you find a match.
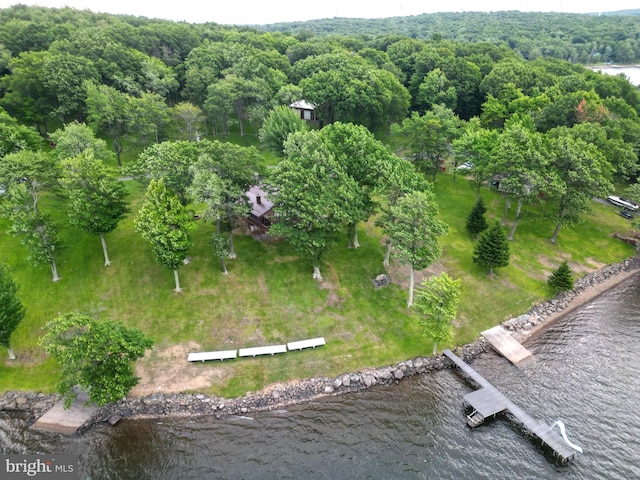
[547,131,613,244]
[126,92,171,146]
[128,140,199,204]
[0,150,63,281]
[135,179,196,292]
[172,101,204,142]
[49,121,113,163]
[191,140,263,258]
[384,190,448,307]
[86,82,129,167]
[320,122,392,248]
[375,156,429,267]
[491,119,552,240]
[268,130,360,280]
[392,106,459,183]
[60,150,129,266]
[413,273,461,355]
[39,311,153,408]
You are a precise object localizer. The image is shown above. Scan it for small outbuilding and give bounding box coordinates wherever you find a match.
[289,100,317,122]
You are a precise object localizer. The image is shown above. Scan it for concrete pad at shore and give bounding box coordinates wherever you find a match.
[32,390,97,435]
[481,325,534,367]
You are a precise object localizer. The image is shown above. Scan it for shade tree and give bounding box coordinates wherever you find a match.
[126,92,171,146]
[546,130,613,244]
[39,311,153,408]
[135,178,196,292]
[491,119,553,240]
[0,149,63,281]
[0,107,44,157]
[49,121,113,163]
[60,150,129,266]
[413,272,461,355]
[268,130,360,281]
[375,156,430,267]
[172,101,205,142]
[320,122,393,248]
[391,105,460,183]
[193,140,264,259]
[128,140,199,205]
[383,190,448,307]
[85,82,129,167]
[452,120,499,194]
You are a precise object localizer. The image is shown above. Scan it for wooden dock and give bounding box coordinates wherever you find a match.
[443,349,579,462]
[481,325,534,367]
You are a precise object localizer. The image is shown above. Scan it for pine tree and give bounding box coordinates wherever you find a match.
[548,261,574,292]
[0,263,25,360]
[466,197,488,240]
[473,221,510,276]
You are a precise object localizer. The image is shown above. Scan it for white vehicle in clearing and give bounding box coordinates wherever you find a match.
[607,195,639,211]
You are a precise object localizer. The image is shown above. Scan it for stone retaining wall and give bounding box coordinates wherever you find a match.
[2,256,638,430]
[502,256,640,334]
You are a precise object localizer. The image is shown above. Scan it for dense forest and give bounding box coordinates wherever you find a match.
[262,10,640,64]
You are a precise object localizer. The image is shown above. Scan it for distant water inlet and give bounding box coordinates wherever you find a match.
[1,275,640,479]
[587,65,640,86]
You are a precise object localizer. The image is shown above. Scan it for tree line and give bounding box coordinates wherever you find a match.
[263,10,640,64]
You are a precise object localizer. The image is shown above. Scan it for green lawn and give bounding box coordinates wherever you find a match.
[0,169,635,398]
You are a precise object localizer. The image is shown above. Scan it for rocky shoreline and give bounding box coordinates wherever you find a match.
[2,256,638,431]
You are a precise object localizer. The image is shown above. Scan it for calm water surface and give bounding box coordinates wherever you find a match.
[2,275,639,479]
[589,66,640,86]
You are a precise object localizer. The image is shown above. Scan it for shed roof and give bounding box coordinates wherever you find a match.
[289,100,315,110]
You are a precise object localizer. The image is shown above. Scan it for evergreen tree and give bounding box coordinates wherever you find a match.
[466,197,488,240]
[548,261,574,292]
[0,263,25,360]
[473,221,510,276]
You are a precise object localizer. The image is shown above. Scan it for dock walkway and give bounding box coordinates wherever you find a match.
[481,325,534,366]
[443,349,578,462]
[33,389,97,435]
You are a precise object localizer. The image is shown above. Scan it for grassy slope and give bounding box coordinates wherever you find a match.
[0,160,635,398]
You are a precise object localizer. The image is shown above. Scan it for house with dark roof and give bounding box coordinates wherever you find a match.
[245,185,275,236]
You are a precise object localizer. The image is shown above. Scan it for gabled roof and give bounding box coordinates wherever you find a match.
[246,185,273,217]
[289,100,315,110]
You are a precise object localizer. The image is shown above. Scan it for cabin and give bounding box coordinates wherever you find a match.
[289,100,317,122]
[245,185,275,236]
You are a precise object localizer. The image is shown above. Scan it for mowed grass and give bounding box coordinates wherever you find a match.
[0,170,635,398]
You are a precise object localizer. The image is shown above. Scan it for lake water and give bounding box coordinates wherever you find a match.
[588,65,640,86]
[1,274,639,479]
